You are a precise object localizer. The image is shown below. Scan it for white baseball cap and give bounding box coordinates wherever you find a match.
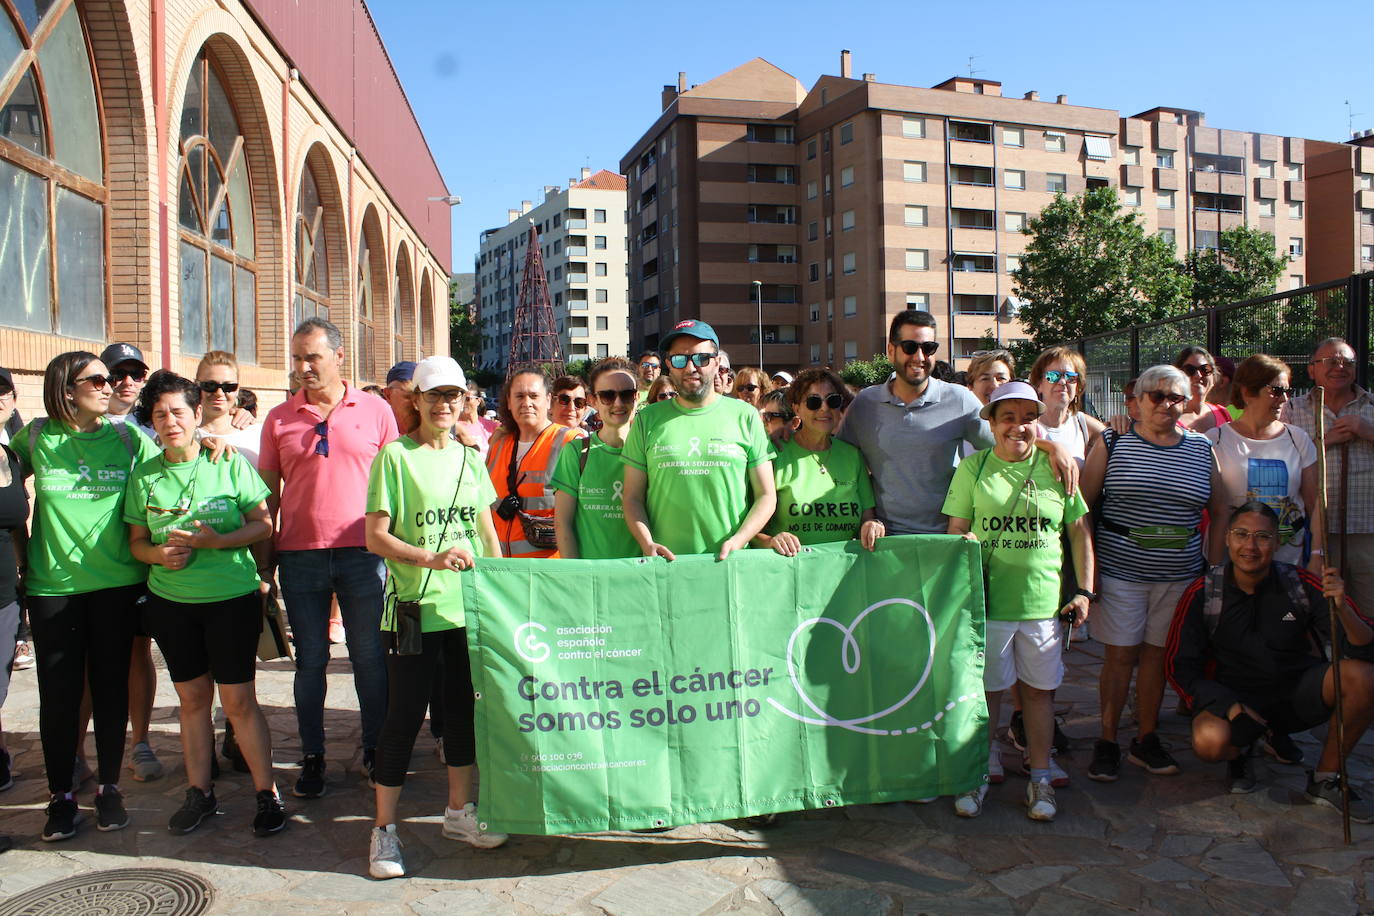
[772,371,794,384]
[979,380,1045,420]
[412,356,467,392]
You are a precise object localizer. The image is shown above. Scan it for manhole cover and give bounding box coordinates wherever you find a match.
[0,867,213,916]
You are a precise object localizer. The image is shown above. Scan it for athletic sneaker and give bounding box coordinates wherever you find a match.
[293,754,326,799]
[953,784,988,818]
[1015,755,1070,788]
[1227,753,1257,794]
[1088,740,1121,782]
[167,787,218,834]
[95,786,129,832]
[1127,733,1180,775]
[988,749,1005,785]
[0,747,12,792]
[1026,780,1058,821]
[1305,771,1374,824]
[442,803,508,848]
[41,795,81,842]
[130,742,164,782]
[11,641,33,670]
[252,790,287,837]
[1264,731,1304,766]
[369,825,405,879]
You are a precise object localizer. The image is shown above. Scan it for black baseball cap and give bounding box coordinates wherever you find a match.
[0,367,13,394]
[99,343,148,370]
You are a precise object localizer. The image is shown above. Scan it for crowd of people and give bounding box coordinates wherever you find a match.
[0,312,1371,876]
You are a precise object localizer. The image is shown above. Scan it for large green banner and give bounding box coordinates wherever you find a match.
[464,535,987,834]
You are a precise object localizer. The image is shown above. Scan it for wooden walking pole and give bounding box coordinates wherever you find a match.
[1312,386,1352,845]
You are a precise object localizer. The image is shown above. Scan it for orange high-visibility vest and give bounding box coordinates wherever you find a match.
[486,423,583,558]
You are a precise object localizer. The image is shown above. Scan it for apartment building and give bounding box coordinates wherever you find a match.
[620,55,1367,372]
[475,169,630,370]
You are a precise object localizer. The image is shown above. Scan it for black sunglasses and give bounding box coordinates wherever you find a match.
[1181,363,1215,378]
[111,368,147,384]
[72,373,112,389]
[805,393,845,411]
[655,391,676,401]
[737,384,760,393]
[895,340,939,357]
[555,393,588,409]
[1266,385,1294,399]
[314,421,329,457]
[595,388,638,406]
[1143,390,1187,408]
[762,411,791,422]
[199,380,239,394]
[666,352,717,369]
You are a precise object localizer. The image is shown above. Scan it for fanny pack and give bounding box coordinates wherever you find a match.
[1101,519,1196,550]
[518,511,558,550]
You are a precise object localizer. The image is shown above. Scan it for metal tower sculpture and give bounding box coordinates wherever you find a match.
[505,223,564,379]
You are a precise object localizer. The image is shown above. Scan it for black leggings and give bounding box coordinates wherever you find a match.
[375,627,476,787]
[29,584,142,793]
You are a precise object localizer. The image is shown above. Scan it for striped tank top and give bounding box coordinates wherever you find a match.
[1097,427,1213,583]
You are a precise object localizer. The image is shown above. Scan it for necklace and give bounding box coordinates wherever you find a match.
[146,452,202,518]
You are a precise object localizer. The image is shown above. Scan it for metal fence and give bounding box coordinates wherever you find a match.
[1069,272,1373,421]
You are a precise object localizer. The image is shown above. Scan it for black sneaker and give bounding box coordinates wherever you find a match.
[1227,752,1257,794]
[0,747,12,791]
[41,795,81,842]
[293,754,326,799]
[1008,710,1027,752]
[1087,739,1120,782]
[1305,771,1374,823]
[252,790,287,837]
[167,787,218,835]
[1264,731,1303,766]
[1127,732,1180,775]
[362,748,377,788]
[95,786,130,832]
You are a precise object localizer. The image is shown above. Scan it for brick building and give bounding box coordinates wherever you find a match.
[620,55,1374,372]
[0,0,452,420]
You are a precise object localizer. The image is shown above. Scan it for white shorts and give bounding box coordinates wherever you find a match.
[983,618,1064,693]
[1093,575,1191,648]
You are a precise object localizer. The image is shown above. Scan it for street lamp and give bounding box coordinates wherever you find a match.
[427,195,463,205]
[752,280,763,373]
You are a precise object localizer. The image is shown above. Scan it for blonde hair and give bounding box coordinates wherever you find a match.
[1030,346,1088,413]
[731,367,769,397]
[196,350,238,378]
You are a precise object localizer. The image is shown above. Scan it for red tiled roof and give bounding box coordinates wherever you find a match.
[572,169,627,191]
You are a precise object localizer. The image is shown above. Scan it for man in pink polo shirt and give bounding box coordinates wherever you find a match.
[259,317,398,799]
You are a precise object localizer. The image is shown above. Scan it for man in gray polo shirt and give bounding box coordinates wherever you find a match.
[840,310,1075,534]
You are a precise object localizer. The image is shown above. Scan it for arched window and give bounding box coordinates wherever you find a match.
[0,0,106,339]
[356,232,375,379]
[391,244,413,364]
[178,48,255,362]
[294,160,329,328]
[419,268,434,355]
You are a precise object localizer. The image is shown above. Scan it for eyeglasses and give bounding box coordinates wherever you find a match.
[1143,390,1188,408]
[655,390,676,401]
[639,362,660,370]
[1043,370,1079,384]
[110,368,147,384]
[895,340,939,357]
[198,380,239,395]
[804,393,845,411]
[666,352,717,369]
[1181,363,1215,378]
[72,374,112,389]
[144,461,198,517]
[1266,385,1293,399]
[555,393,588,409]
[0,389,13,402]
[595,387,638,406]
[1227,527,1275,544]
[313,421,329,457]
[1311,356,1355,369]
[737,384,760,393]
[421,389,466,404]
[762,411,791,422]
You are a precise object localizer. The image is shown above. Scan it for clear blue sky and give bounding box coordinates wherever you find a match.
[369,0,1370,273]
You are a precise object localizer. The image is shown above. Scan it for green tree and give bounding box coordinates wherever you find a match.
[1012,187,1192,347]
[1186,225,1288,309]
[448,280,482,368]
[563,359,590,379]
[839,353,894,388]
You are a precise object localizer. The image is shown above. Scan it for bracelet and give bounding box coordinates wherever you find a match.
[1074,587,1097,601]
[1311,549,1325,557]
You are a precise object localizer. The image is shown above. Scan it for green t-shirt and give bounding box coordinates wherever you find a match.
[766,438,876,545]
[123,451,270,603]
[366,438,497,632]
[621,395,774,556]
[941,448,1088,621]
[549,434,639,559]
[13,418,159,596]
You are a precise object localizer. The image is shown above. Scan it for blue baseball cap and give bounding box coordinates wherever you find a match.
[385,361,417,385]
[658,319,719,353]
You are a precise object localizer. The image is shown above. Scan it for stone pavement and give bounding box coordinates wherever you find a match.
[2,638,1373,915]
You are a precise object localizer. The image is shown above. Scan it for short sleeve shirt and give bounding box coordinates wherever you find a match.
[1206,422,1317,564]
[766,437,875,545]
[549,434,639,559]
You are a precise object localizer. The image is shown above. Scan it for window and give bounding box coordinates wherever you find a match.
[905,292,929,308]
[952,208,995,229]
[1084,136,1112,160]
[595,262,608,276]
[807,139,817,160]
[1289,274,1304,288]
[952,165,994,186]
[1123,146,1141,166]
[825,216,832,236]
[807,180,818,200]
[594,315,609,331]
[840,165,854,187]
[808,220,819,241]
[1157,190,1176,209]
[840,122,854,145]
[1287,163,1303,181]
[596,343,609,358]
[844,295,857,316]
[294,161,331,328]
[1361,174,1374,190]
[1196,230,1219,250]
[1289,237,1303,257]
[810,302,820,322]
[1256,160,1275,179]
[826,258,833,277]
[905,249,928,271]
[552,239,562,255]
[1044,132,1066,152]
[1362,245,1373,263]
[594,209,606,223]
[903,161,927,182]
[824,174,831,194]
[841,209,855,231]
[1288,201,1303,219]
[842,253,856,275]
[1159,227,1176,246]
[178,49,257,361]
[902,117,925,138]
[552,266,562,281]
[844,340,858,361]
[828,342,834,364]
[1005,211,1026,232]
[1005,254,1020,273]
[1361,209,1374,226]
[1046,173,1067,193]
[1004,169,1025,190]
[904,205,927,227]
[810,343,821,364]
[809,263,819,282]
[1003,127,1024,148]
[1258,198,1276,218]
[594,235,607,249]
[950,121,993,143]
[1122,187,1141,206]
[553,213,562,228]
[1156,152,1175,170]
[827,300,834,319]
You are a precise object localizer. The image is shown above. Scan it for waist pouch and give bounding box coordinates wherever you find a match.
[1102,519,1196,550]
[519,511,558,550]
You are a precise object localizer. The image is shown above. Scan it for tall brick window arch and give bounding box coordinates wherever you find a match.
[177,47,256,362]
[293,158,330,326]
[391,242,413,364]
[0,0,106,339]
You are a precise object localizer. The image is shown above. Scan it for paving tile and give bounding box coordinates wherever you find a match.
[1060,869,1145,906]
[1288,876,1357,916]
[986,865,1077,899]
[590,867,737,916]
[1156,833,1212,858]
[509,871,616,912]
[814,847,969,893]
[409,888,516,916]
[753,878,892,916]
[1131,858,1207,883]
[1198,838,1291,887]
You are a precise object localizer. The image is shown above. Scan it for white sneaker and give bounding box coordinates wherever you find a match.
[989,749,1005,785]
[953,784,987,818]
[368,825,405,879]
[1026,780,1057,821]
[1019,754,1070,788]
[442,803,508,849]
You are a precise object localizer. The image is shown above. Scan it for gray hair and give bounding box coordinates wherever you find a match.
[1312,337,1351,358]
[293,316,343,351]
[1136,364,1188,397]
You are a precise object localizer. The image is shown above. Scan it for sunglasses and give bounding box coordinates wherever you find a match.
[639,362,660,370]
[595,388,638,406]
[805,393,845,411]
[1181,363,1215,378]
[762,411,791,422]
[895,340,939,357]
[666,352,717,369]
[1266,385,1293,399]
[421,389,466,403]
[1143,390,1187,408]
[655,391,676,401]
[314,421,329,457]
[198,380,239,394]
[111,368,147,384]
[1043,370,1079,384]
[737,384,760,393]
[72,373,112,389]
[555,393,588,409]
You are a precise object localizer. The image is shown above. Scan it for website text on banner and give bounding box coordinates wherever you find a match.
[463,536,988,834]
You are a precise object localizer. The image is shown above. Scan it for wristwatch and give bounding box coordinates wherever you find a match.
[1073,587,1097,602]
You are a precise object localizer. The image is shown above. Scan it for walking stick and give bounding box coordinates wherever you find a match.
[1313,386,1352,844]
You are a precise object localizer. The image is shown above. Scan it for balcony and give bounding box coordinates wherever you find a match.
[569,326,589,338]
[565,246,587,257]
[951,208,996,230]
[951,253,997,273]
[1194,193,1243,214]
[747,204,798,224]
[566,272,588,284]
[565,219,587,230]
[950,120,993,143]
[746,164,796,184]
[1192,153,1244,175]
[747,123,795,144]
[953,294,997,315]
[950,165,994,187]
